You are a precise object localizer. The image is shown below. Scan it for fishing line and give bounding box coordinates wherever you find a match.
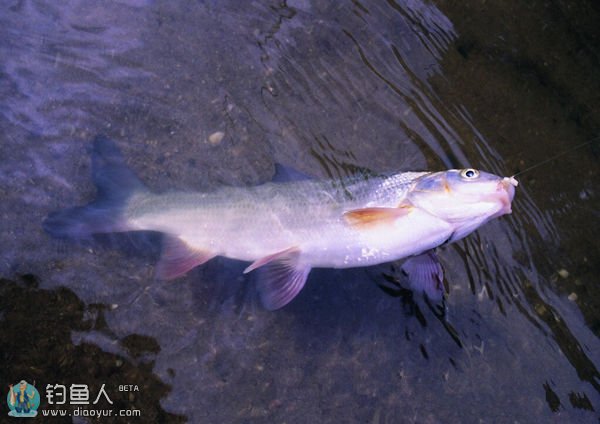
[512,136,598,177]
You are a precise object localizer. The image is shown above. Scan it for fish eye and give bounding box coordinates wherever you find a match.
[460,168,479,179]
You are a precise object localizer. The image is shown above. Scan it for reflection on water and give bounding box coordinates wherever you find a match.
[1,0,599,422]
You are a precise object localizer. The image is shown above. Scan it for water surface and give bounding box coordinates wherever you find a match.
[1,0,599,422]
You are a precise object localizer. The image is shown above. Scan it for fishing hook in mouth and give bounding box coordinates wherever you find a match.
[504,176,519,187]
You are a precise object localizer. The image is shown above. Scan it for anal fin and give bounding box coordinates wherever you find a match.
[244,247,311,310]
[156,235,216,280]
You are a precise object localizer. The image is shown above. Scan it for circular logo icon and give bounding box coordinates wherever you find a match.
[7,380,40,418]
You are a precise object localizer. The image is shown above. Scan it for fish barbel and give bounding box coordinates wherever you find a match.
[44,136,517,309]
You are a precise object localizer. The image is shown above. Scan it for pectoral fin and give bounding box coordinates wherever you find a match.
[401,250,445,301]
[156,236,216,280]
[244,247,310,310]
[343,205,413,228]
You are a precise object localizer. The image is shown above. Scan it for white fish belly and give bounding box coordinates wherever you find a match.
[298,209,454,268]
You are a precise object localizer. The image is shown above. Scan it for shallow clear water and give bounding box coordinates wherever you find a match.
[1,0,599,422]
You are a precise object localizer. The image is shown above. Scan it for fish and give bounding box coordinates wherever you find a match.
[44,136,518,310]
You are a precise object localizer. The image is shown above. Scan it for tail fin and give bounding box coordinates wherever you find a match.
[43,135,148,238]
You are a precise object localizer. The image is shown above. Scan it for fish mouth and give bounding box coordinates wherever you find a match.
[493,177,517,215]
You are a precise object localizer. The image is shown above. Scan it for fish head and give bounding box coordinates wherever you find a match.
[407,169,517,242]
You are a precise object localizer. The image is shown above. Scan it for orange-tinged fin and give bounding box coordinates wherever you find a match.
[155,236,216,280]
[343,205,413,228]
[442,177,451,193]
[243,246,299,274]
[243,247,310,310]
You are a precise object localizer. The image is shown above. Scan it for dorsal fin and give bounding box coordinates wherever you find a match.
[272,164,314,183]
